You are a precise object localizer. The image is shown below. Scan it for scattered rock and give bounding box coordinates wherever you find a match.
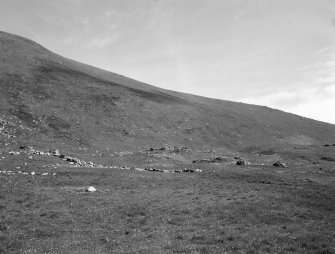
[9,151,20,155]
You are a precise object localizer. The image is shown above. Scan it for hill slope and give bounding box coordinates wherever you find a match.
[1,31,335,159]
[2,31,335,254]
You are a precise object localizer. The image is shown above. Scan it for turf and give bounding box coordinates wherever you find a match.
[1,162,334,253]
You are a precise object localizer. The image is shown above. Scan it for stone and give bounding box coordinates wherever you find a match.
[273,161,287,168]
[86,186,96,192]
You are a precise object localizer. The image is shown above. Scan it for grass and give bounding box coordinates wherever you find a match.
[1,30,335,254]
[0,161,334,253]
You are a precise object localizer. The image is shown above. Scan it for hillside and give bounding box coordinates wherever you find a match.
[1,31,335,157]
[1,31,335,254]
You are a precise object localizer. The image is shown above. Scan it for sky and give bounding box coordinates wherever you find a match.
[1,0,335,124]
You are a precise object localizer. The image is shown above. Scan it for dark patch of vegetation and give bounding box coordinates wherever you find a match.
[259,149,275,155]
[10,105,39,128]
[44,115,71,131]
[127,87,187,104]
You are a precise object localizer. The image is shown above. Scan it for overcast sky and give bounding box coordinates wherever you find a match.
[1,0,335,124]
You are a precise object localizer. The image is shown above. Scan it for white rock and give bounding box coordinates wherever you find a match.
[41,173,48,176]
[86,186,96,192]
[31,172,35,175]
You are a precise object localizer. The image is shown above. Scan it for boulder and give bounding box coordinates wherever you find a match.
[86,186,96,192]
[273,161,287,168]
[236,159,246,165]
[53,149,60,156]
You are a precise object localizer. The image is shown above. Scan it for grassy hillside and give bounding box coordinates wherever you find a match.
[1,30,335,157]
[1,31,335,254]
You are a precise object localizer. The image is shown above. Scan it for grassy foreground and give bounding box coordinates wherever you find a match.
[1,163,334,254]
